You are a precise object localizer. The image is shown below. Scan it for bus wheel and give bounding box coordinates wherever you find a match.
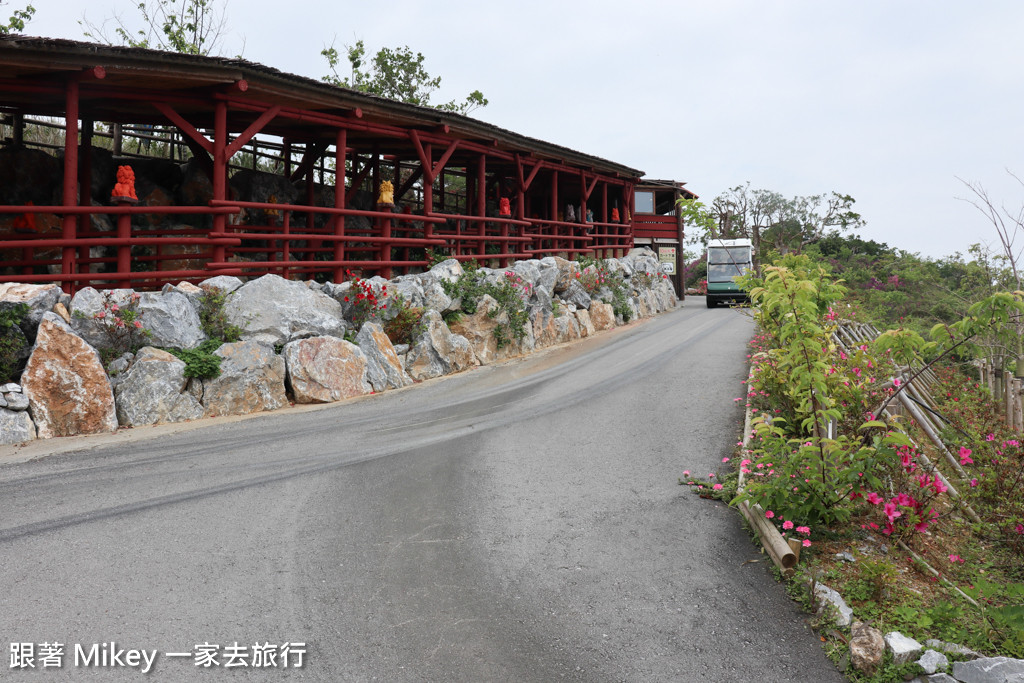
[706,297,717,308]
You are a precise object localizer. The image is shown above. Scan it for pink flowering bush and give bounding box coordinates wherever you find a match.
[91,290,150,363]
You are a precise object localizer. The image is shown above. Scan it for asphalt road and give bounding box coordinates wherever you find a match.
[0,297,845,682]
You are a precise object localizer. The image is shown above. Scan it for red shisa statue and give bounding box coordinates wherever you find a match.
[111,165,137,201]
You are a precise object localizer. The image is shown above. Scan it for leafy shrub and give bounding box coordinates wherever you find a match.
[574,255,632,322]
[198,289,243,342]
[93,291,151,365]
[0,303,29,383]
[167,339,223,379]
[343,271,387,329]
[441,261,532,348]
[382,293,426,345]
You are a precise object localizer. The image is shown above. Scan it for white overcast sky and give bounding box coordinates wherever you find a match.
[22,0,1024,260]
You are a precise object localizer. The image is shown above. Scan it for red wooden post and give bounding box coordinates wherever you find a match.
[79,119,94,275]
[333,128,347,282]
[61,79,80,293]
[212,101,228,268]
[116,205,132,288]
[476,154,486,258]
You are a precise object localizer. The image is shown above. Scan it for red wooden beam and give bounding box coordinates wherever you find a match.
[408,130,460,183]
[225,104,281,158]
[152,102,213,155]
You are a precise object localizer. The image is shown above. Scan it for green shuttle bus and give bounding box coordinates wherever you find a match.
[705,238,753,308]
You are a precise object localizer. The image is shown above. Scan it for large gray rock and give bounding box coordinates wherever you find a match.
[917,649,949,675]
[561,279,592,310]
[813,583,853,628]
[114,347,204,426]
[426,258,464,284]
[283,336,372,403]
[924,639,982,659]
[953,657,1024,683]
[191,341,287,416]
[0,283,63,342]
[0,407,35,445]
[22,313,117,439]
[405,311,477,381]
[543,256,577,294]
[575,308,596,338]
[199,275,244,295]
[885,631,923,666]
[356,322,412,392]
[68,287,139,351]
[225,274,346,345]
[137,290,206,349]
[449,294,531,366]
[849,621,885,677]
[3,386,28,411]
[388,275,426,309]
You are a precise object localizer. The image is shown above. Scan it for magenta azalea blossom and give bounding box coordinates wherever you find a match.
[866,492,884,505]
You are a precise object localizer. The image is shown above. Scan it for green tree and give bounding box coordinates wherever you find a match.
[321,39,488,115]
[711,183,864,266]
[958,173,1024,375]
[80,0,230,55]
[0,2,34,34]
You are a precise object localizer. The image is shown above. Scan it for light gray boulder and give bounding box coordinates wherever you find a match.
[3,389,28,411]
[199,275,244,295]
[0,283,63,342]
[224,274,346,345]
[426,258,464,284]
[190,341,287,416]
[114,347,204,426]
[561,280,592,310]
[356,322,412,392]
[916,649,949,675]
[813,583,853,628]
[388,275,426,309]
[137,290,206,349]
[953,657,1024,683]
[68,287,139,350]
[405,310,477,381]
[0,407,35,445]
[885,631,923,666]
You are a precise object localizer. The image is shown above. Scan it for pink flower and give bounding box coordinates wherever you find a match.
[722,457,730,463]
[712,484,723,490]
[949,554,962,563]
[884,502,902,522]
[708,473,715,479]
[866,492,883,505]
[765,510,775,519]
[802,539,812,548]
[796,526,811,535]
[133,320,142,329]
[959,446,973,465]
[986,433,995,442]
[1016,524,1024,535]
[932,476,948,495]
[682,470,690,477]
[782,520,794,530]
[970,478,978,487]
